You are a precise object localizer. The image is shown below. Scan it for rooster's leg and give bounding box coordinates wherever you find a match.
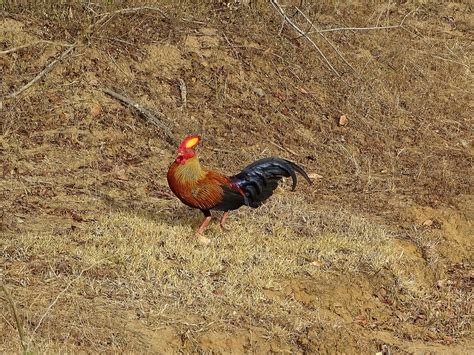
[196,216,212,235]
[195,210,212,245]
[220,211,230,230]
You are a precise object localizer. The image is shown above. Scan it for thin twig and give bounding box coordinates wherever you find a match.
[32,259,108,335]
[1,285,28,353]
[208,147,235,154]
[295,7,357,74]
[0,40,70,55]
[270,0,340,76]
[178,78,187,109]
[221,32,239,58]
[269,140,298,156]
[85,6,168,37]
[313,10,414,34]
[181,17,207,25]
[98,5,168,19]
[5,44,76,99]
[102,88,177,146]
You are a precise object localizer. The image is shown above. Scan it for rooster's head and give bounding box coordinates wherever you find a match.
[175,134,201,164]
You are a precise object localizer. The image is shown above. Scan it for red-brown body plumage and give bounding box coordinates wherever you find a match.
[167,155,239,211]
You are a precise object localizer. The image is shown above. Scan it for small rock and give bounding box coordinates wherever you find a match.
[422,219,433,226]
[339,114,349,126]
[253,87,264,97]
[89,78,99,86]
[308,173,323,180]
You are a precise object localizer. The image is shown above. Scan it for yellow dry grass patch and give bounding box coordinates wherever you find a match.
[2,194,417,352]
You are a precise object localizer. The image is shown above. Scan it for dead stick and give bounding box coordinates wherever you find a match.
[102,88,177,145]
[0,40,71,55]
[270,0,340,77]
[178,78,187,109]
[5,44,76,99]
[221,32,239,58]
[85,6,169,37]
[295,7,357,74]
[1,285,28,353]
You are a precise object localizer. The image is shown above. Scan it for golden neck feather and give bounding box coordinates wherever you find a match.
[175,155,205,182]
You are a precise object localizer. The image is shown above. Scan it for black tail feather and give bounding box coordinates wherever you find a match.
[231,157,312,208]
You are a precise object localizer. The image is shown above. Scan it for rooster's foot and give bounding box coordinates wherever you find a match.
[196,234,211,245]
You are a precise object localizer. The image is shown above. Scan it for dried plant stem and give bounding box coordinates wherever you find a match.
[102,88,177,145]
[85,6,168,37]
[32,259,108,335]
[178,78,187,109]
[314,10,414,34]
[0,40,70,55]
[270,0,340,76]
[1,285,28,353]
[295,7,356,74]
[5,44,76,99]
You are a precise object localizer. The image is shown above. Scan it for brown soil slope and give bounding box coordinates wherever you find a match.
[1,1,472,353]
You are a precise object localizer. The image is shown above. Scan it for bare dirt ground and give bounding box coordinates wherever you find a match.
[1,1,472,353]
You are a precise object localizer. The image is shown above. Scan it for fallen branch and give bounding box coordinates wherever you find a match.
[1,285,28,353]
[270,0,340,76]
[0,40,71,55]
[5,44,76,99]
[102,88,177,146]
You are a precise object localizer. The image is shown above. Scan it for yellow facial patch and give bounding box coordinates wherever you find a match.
[184,136,200,149]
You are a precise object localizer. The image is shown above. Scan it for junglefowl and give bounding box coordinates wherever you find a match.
[167,135,312,243]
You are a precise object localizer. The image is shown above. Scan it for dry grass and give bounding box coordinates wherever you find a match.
[2,195,392,349]
[2,194,471,352]
[1,0,473,352]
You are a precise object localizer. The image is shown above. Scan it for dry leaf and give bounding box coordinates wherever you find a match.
[0,56,10,69]
[308,173,323,180]
[339,114,349,126]
[113,167,129,181]
[90,103,102,117]
[299,86,309,94]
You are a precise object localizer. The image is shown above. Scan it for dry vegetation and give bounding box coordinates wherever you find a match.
[1,0,473,353]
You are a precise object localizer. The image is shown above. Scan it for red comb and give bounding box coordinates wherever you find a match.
[179,135,201,150]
